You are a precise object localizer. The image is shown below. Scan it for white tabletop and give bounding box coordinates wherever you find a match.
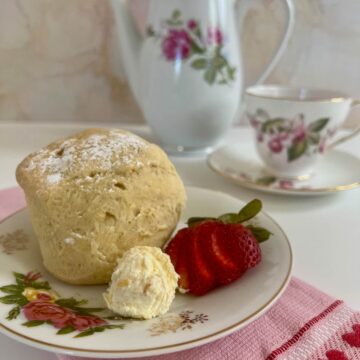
[0,123,359,360]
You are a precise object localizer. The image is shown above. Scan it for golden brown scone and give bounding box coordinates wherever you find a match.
[16,128,186,285]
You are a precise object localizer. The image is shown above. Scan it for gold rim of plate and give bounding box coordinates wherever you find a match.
[0,206,293,356]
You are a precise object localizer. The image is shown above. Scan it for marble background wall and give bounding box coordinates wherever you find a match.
[0,0,359,126]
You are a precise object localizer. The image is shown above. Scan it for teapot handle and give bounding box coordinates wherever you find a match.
[253,0,295,85]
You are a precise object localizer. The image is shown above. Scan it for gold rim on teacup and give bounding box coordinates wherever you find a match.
[245,85,350,103]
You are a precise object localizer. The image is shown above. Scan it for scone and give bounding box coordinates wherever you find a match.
[16,128,186,285]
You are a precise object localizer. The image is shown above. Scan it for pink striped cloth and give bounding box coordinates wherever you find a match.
[1,188,360,360]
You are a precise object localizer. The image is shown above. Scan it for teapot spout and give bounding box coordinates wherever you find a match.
[111,0,142,104]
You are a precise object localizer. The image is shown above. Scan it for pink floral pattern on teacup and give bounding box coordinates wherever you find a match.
[248,109,337,162]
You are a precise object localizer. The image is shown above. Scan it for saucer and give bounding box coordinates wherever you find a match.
[208,144,360,196]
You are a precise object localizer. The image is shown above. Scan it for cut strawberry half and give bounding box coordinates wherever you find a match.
[173,230,190,291]
[225,224,262,270]
[199,221,245,285]
[165,199,271,296]
[164,227,189,269]
[186,225,217,295]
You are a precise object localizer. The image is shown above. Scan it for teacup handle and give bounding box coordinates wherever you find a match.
[328,100,360,150]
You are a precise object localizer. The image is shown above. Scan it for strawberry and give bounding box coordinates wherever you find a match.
[198,221,244,285]
[225,224,262,270]
[186,226,216,295]
[165,199,272,296]
[164,227,189,268]
[173,230,190,290]
[166,225,216,294]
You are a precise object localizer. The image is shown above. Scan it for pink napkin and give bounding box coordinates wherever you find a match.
[0,187,26,220]
[1,188,360,360]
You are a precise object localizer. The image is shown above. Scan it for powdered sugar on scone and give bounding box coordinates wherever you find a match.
[25,129,147,185]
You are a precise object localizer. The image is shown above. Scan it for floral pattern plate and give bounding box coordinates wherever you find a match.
[0,187,292,358]
[208,145,360,196]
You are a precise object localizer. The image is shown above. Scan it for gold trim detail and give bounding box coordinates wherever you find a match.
[0,206,293,356]
[149,311,209,336]
[0,229,29,255]
[245,86,349,103]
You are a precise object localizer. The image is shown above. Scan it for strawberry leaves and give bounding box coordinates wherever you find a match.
[237,199,262,222]
[187,199,272,243]
[187,217,216,227]
[246,225,272,243]
[188,199,262,226]
[217,199,262,224]
[188,199,262,225]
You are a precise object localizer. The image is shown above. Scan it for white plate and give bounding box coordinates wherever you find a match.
[208,145,360,196]
[0,187,292,358]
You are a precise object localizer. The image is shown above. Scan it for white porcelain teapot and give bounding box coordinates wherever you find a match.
[111,0,295,154]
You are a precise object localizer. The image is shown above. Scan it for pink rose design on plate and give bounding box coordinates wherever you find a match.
[0,271,127,338]
[23,300,107,331]
[23,301,74,329]
[162,29,192,61]
[69,314,107,331]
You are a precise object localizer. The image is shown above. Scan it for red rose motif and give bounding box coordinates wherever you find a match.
[162,29,192,61]
[342,324,360,347]
[69,315,107,331]
[23,301,74,329]
[187,19,197,30]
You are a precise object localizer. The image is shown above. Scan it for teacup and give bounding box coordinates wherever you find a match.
[245,85,360,179]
